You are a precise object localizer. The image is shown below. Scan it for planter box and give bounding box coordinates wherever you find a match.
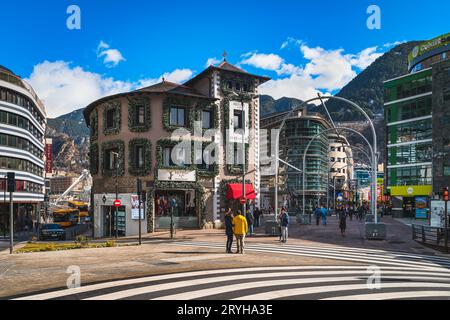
[365,223,387,240]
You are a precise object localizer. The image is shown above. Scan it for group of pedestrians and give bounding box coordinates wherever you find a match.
[224,208,262,254]
[314,205,328,226]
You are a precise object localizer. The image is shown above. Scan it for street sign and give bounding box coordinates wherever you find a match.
[240,197,247,205]
[114,199,121,207]
[102,195,107,204]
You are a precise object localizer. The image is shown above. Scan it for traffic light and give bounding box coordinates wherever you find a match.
[444,187,449,202]
[7,172,15,193]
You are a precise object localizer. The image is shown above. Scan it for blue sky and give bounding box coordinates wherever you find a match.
[1,0,448,117]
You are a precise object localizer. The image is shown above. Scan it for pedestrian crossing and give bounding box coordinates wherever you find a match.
[169,241,450,270]
[13,265,450,300]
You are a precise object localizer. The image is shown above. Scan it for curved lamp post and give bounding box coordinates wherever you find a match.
[301,126,375,216]
[275,96,378,224]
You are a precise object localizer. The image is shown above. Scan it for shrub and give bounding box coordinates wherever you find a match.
[75,235,89,246]
[105,240,117,247]
[45,243,57,251]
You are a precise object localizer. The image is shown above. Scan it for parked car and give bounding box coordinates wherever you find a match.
[40,224,66,241]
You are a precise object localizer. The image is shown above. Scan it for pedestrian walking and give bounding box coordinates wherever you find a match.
[349,206,354,221]
[339,210,347,236]
[314,206,321,226]
[232,210,248,254]
[321,205,328,226]
[280,209,290,243]
[277,210,283,241]
[357,206,364,221]
[224,208,234,254]
[246,209,254,236]
[254,207,261,228]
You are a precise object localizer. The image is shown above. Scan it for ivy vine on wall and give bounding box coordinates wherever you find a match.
[89,143,99,175]
[90,110,98,141]
[103,100,122,136]
[128,96,151,132]
[221,94,252,175]
[162,96,196,132]
[128,138,152,176]
[100,140,125,177]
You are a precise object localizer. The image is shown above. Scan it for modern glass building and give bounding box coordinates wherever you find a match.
[0,65,46,237]
[260,109,332,213]
[384,33,450,218]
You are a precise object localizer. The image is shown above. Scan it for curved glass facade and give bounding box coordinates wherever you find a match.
[0,67,45,198]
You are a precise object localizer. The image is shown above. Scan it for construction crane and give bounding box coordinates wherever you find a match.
[51,170,91,208]
[48,170,92,228]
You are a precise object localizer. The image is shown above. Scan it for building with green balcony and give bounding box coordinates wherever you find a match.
[384,32,450,218]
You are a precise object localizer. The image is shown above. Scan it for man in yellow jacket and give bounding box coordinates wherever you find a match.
[232,210,248,254]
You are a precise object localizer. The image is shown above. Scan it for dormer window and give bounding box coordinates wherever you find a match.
[235,83,241,92]
[227,81,233,90]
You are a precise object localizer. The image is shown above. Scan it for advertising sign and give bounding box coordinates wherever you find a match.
[415,196,428,219]
[430,201,446,228]
[131,195,144,220]
[45,141,53,174]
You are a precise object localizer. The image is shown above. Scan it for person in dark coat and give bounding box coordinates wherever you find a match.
[254,207,262,228]
[339,210,347,236]
[224,208,234,253]
[246,209,254,236]
[314,206,321,226]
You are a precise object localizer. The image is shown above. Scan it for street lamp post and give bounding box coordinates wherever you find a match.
[274,96,378,224]
[242,99,246,216]
[112,152,119,239]
[302,127,374,220]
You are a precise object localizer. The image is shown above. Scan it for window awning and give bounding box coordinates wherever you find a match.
[226,184,256,200]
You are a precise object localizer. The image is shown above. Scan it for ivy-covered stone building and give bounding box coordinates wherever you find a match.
[83,60,270,237]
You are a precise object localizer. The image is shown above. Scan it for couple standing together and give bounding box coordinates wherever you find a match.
[224,209,248,254]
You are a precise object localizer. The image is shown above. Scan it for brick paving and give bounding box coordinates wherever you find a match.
[0,215,445,298]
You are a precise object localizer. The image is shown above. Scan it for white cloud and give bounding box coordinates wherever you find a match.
[255,43,386,101]
[240,53,285,71]
[97,41,126,68]
[205,57,221,67]
[384,40,407,48]
[280,37,304,50]
[26,61,193,118]
[137,69,194,88]
[346,46,383,70]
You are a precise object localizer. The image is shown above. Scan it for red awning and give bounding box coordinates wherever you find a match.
[226,184,256,200]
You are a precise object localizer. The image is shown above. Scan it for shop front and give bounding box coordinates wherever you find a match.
[154,189,198,229]
[93,193,147,238]
[389,185,432,219]
[226,183,256,212]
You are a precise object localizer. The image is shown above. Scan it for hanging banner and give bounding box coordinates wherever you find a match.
[45,139,53,174]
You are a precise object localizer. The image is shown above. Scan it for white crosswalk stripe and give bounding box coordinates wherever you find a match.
[12,265,450,300]
[169,241,450,270]
[11,242,450,300]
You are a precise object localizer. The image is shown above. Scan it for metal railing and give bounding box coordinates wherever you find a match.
[412,224,449,253]
[65,223,92,241]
